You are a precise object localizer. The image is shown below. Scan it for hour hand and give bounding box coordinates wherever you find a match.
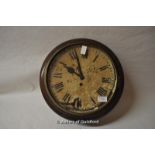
[59,62,80,77]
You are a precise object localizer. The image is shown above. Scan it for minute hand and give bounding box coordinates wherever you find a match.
[74,51,85,80]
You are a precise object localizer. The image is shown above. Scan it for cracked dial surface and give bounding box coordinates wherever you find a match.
[47,45,117,113]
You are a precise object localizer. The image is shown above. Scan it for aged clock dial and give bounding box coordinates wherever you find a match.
[40,39,124,120]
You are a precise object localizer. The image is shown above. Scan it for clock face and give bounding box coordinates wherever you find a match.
[40,39,124,120]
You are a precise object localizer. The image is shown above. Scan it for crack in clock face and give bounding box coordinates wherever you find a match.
[47,45,117,113]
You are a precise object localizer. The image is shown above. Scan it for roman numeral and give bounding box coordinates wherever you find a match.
[102,77,112,83]
[72,97,82,109]
[93,54,99,62]
[97,87,107,96]
[63,93,71,103]
[90,97,96,104]
[99,65,110,71]
[69,50,78,60]
[82,52,88,59]
[53,73,62,78]
[54,82,64,92]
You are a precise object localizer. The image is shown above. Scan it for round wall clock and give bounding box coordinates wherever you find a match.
[40,38,124,120]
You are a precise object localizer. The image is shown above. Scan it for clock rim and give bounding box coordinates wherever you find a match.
[40,38,124,120]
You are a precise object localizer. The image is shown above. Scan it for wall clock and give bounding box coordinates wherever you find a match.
[40,38,124,120]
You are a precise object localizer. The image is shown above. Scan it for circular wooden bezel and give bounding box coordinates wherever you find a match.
[40,38,124,120]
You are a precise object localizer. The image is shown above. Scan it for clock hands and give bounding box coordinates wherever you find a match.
[60,50,85,80]
[59,62,81,78]
[72,50,85,80]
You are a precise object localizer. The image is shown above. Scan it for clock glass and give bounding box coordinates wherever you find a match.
[40,39,124,120]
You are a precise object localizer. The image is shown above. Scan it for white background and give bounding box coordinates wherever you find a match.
[0,26,155,128]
